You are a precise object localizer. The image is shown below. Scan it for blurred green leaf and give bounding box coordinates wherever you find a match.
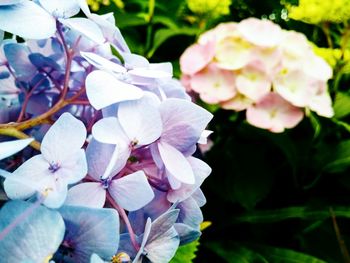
[207,242,268,263]
[256,246,327,263]
[320,140,350,173]
[153,15,179,29]
[147,27,198,58]
[332,119,350,134]
[115,13,147,28]
[333,92,350,119]
[170,240,199,263]
[234,206,350,223]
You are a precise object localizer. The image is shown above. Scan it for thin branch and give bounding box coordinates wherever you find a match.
[330,207,350,263]
[106,193,140,251]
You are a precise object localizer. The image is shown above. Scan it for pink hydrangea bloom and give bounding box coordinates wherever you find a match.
[180,18,334,133]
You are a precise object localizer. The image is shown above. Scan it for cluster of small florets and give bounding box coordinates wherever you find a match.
[0,1,212,262]
[180,18,334,133]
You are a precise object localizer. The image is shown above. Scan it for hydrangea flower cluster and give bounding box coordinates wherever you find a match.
[0,1,212,262]
[180,18,334,133]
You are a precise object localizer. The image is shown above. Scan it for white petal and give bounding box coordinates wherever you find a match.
[158,142,195,185]
[197,130,213,144]
[60,17,105,44]
[0,1,56,39]
[81,52,126,74]
[160,99,213,152]
[41,112,87,164]
[4,155,49,200]
[86,70,143,110]
[109,171,154,211]
[122,53,149,69]
[0,138,33,160]
[167,157,211,203]
[41,179,68,208]
[76,0,91,16]
[65,182,106,208]
[39,0,80,18]
[118,95,162,146]
[92,117,129,145]
[56,148,87,184]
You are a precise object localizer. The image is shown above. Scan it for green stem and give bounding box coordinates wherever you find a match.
[145,0,155,58]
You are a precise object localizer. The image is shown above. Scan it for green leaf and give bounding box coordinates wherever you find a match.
[115,13,148,28]
[332,119,350,133]
[320,140,350,173]
[152,16,179,29]
[234,206,350,223]
[333,92,350,119]
[147,27,198,58]
[256,246,327,263]
[207,242,268,263]
[170,240,200,263]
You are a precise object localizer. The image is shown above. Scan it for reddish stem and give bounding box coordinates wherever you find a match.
[106,193,140,251]
[17,76,49,122]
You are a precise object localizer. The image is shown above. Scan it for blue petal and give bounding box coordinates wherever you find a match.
[3,43,36,80]
[90,253,106,263]
[174,223,201,245]
[0,200,65,263]
[148,209,180,243]
[57,206,120,263]
[177,197,203,229]
[29,53,61,72]
[0,1,23,6]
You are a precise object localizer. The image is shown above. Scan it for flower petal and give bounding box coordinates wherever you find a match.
[0,200,65,263]
[92,117,129,145]
[86,70,143,110]
[167,157,211,203]
[0,138,33,161]
[41,112,87,164]
[56,148,87,185]
[65,182,106,208]
[59,206,120,263]
[60,18,105,44]
[118,95,162,146]
[4,155,49,200]
[109,171,154,211]
[158,142,195,185]
[0,1,56,39]
[86,139,127,180]
[81,52,126,74]
[39,0,80,18]
[159,99,213,152]
[180,42,215,75]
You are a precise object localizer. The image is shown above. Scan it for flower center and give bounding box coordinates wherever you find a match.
[112,252,131,263]
[101,178,111,189]
[48,162,60,173]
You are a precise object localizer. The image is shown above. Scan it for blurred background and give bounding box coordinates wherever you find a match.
[88,0,350,262]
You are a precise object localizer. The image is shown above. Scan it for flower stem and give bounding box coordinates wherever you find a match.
[106,193,140,251]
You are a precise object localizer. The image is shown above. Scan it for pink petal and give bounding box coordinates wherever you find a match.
[190,64,236,103]
[246,93,304,133]
[238,18,282,47]
[180,42,215,75]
